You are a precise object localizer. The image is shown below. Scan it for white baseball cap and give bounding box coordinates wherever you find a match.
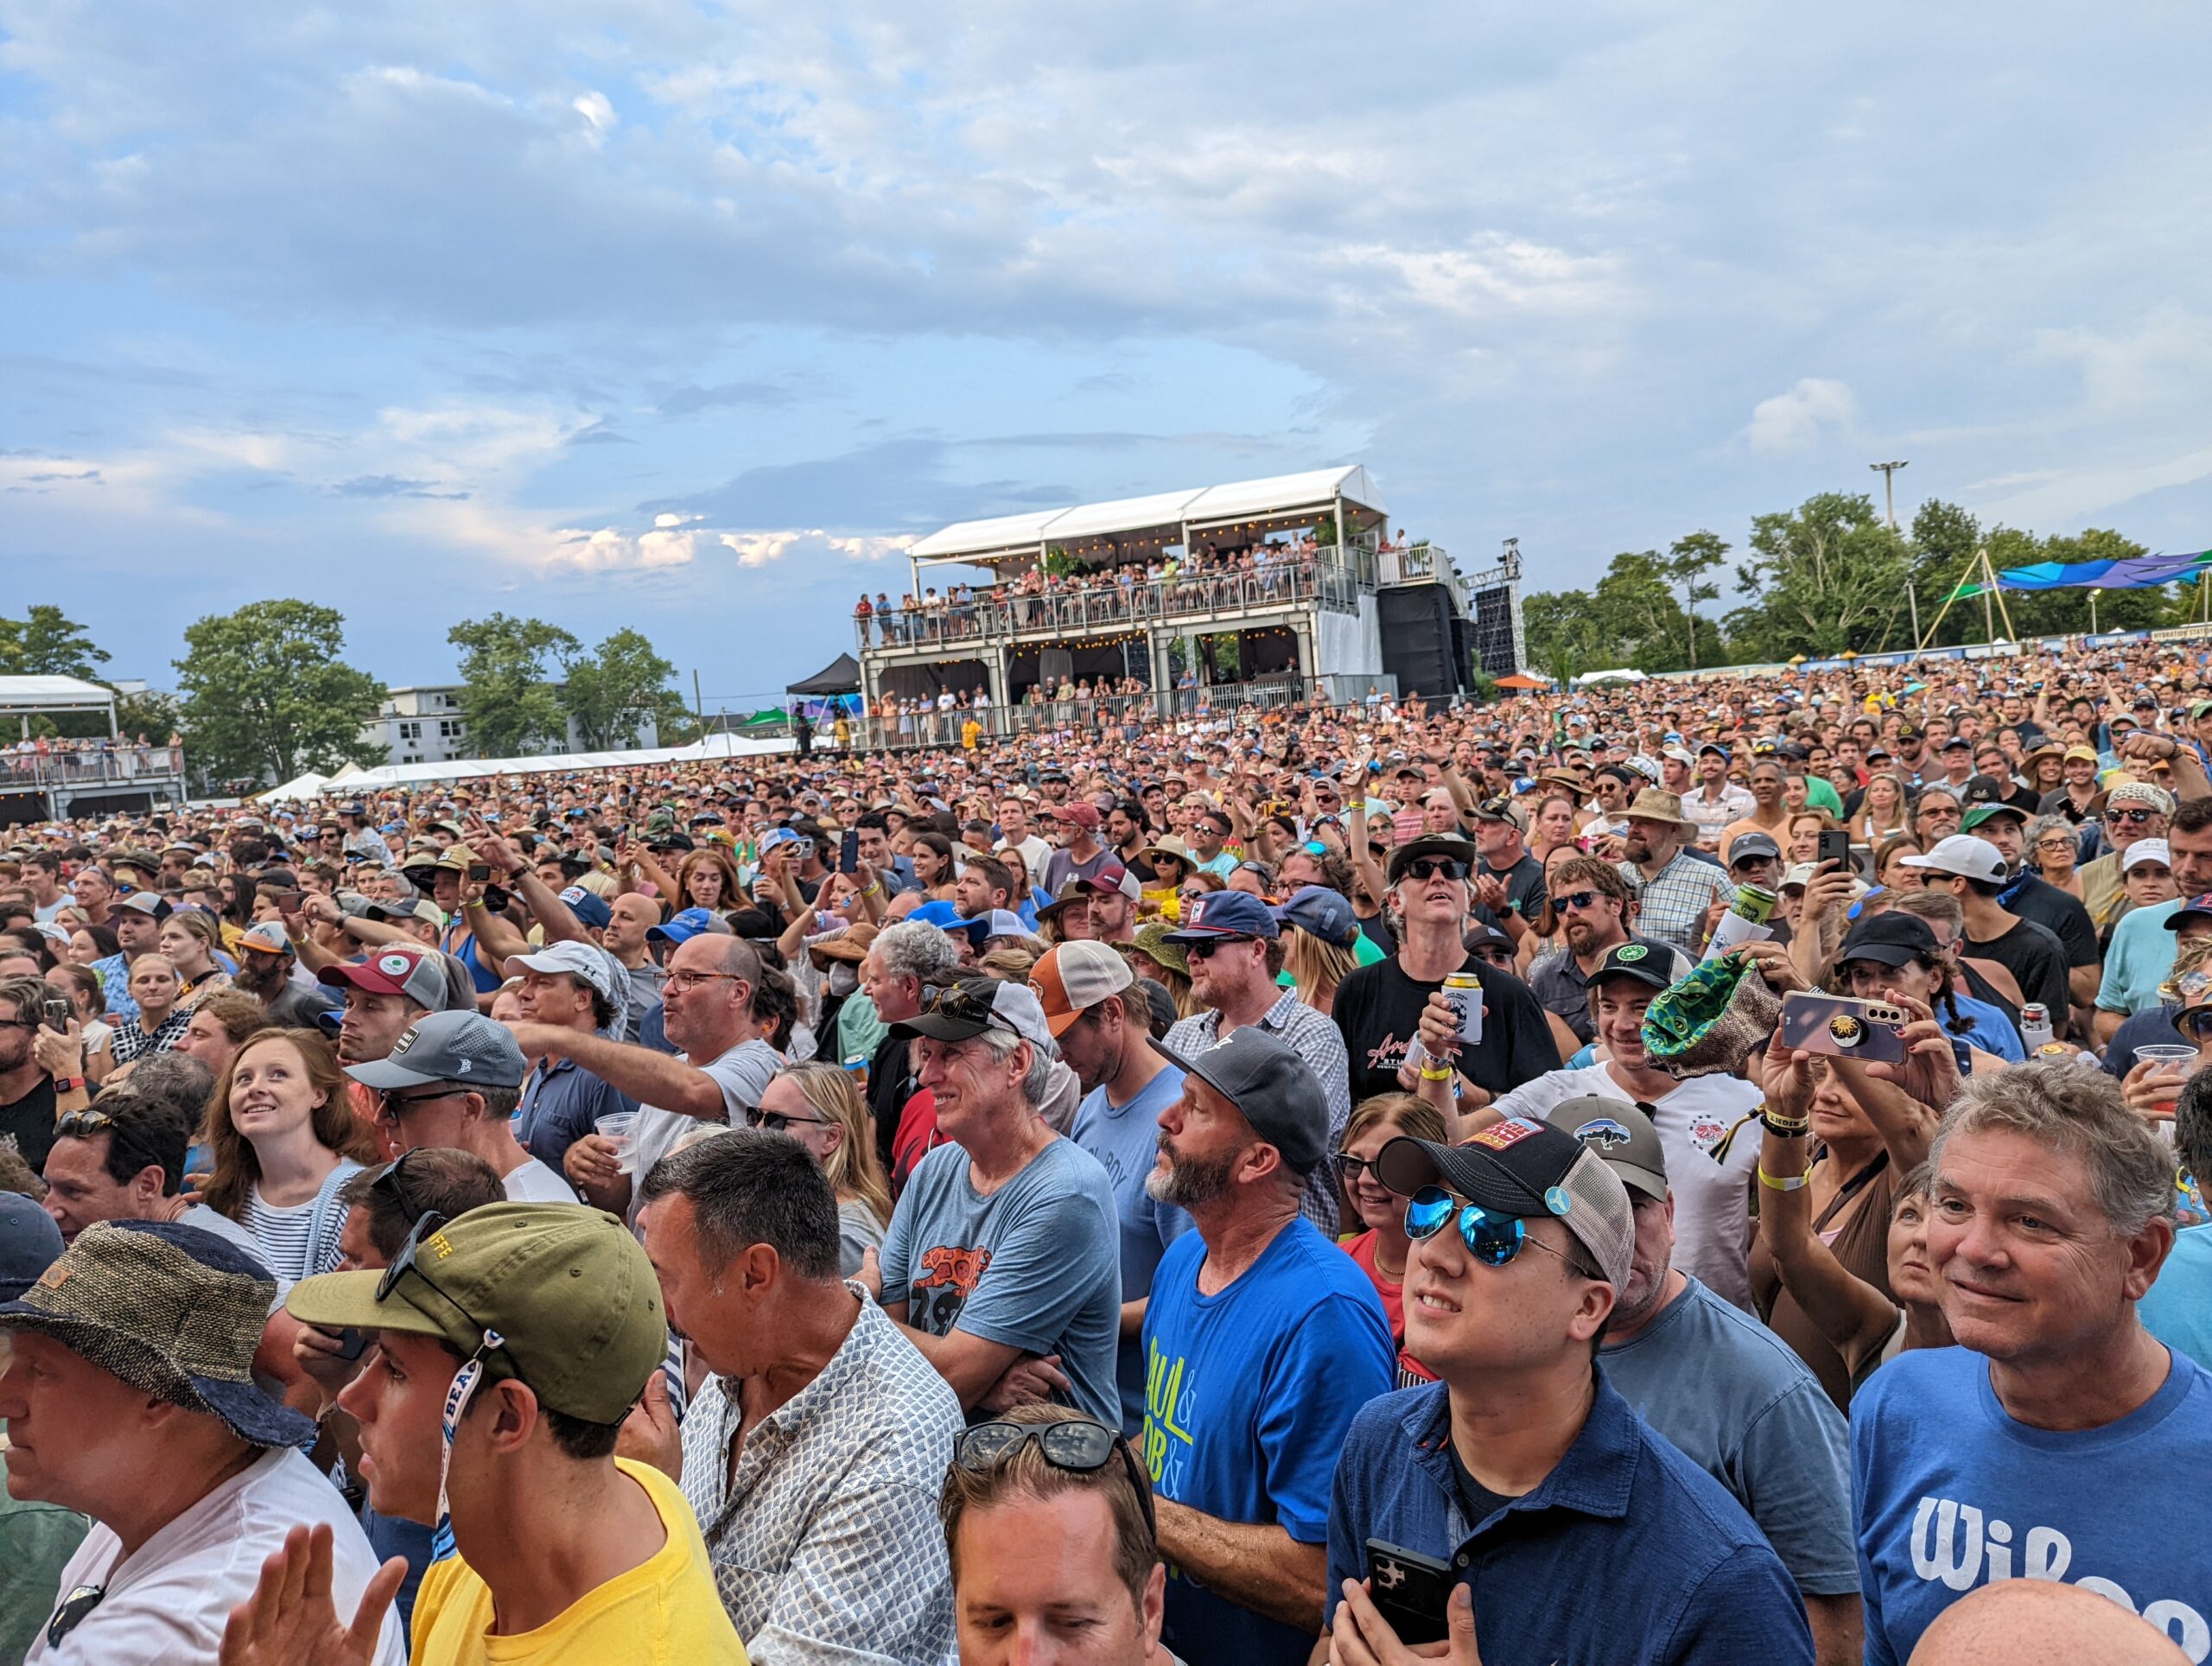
[1901,835,2011,884]
[2123,838,2174,874]
[502,939,618,1002]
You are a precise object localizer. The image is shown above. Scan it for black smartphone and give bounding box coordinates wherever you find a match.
[1817,829,1852,871]
[839,830,861,874]
[467,862,493,882]
[336,1326,370,1361]
[1365,1539,1455,1645]
[41,998,70,1031]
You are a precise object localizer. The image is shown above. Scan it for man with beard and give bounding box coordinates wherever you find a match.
[1036,940,1191,1434]
[1138,1026,1393,1665]
[229,921,340,1030]
[1525,855,1692,1053]
[88,891,166,1025]
[320,943,453,1069]
[1615,788,1733,957]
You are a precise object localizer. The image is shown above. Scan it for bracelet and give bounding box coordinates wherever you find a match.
[1759,1109,1811,1136]
[53,1077,86,1095]
[1758,1163,1815,1192]
[859,882,882,898]
[1418,1064,1456,1082]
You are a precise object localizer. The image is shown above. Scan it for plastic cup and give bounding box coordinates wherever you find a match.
[595,1110,639,1174]
[2136,1045,2196,1120]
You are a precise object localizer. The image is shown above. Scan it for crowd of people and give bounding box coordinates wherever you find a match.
[0,634,2206,1662]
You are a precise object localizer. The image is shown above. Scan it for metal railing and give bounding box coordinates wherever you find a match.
[855,551,1366,653]
[836,676,1355,752]
[1377,542,1446,585]
[2,746,187,789]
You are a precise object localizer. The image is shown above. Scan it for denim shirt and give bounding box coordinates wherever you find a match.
[1325,1371,1815,1666]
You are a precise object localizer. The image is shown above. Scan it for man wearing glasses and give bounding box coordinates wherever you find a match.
[1525,857,1692,1054]
[348,1011,578,1204]
[2075,781,2175,930]
[1324,1118,1812,1666]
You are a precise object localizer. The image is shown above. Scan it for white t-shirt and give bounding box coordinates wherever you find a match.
[26,1445,406,1665]
[625,1038,781,1218]
[996,835,1053,889]
[1489,1062,1763,1310]
[503,1154,581,1203]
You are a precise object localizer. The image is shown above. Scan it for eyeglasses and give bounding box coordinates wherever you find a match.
[665,970,746,993]
[1404,857,1469,882]
[1404,1186,1599,1278]
[2034,836,2077,852]
[2111,808,2164,825]
[952,1418,1155,1538]
[745,1106,830,1131]
[1547,890,1601,913]
[378,1086,466,1118]
[1184,937,1254,960]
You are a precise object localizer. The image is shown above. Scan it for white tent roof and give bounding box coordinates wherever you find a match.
[259,771,330,804]
[290,731,794,792]
[0,675,116,713]
[907,464,1386,563]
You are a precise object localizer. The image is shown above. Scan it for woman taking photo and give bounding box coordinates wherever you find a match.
[44,963,111,1055]
[200,1027,383,1288]
[158,909,232,1008]
[1335,1091,1449,1387]
[748,1061,895,1275]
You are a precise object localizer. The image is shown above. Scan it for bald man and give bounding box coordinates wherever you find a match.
[1906,1579,2190,1666]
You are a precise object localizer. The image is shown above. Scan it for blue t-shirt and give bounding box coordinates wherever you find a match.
[1069,1065,1193,1435]
[1141,1217,1394,1666]
[1949,994,2025,1062]
[1853,1345,2212,1663]
[2140,1226,2212,1372]
[2097,900,2182,1016]
[880,1135,1122,1428]
[1327,1373,1815,1665]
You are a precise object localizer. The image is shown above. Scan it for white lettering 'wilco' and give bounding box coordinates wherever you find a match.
[1910,1496,2211,1661]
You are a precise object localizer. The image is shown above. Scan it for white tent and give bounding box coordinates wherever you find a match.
[300,731,795,792]
[1572,668,1648,686]
[259,771,331,804]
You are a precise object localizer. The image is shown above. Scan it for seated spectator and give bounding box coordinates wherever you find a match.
[1546,1096,1864,1663]
[635,1129,963,1659]
[262,1205,743,1660]
[0,1219,405,1663]
[940,1401,1166,1666]
[747,1060,894,1275]
[0,1196,87,1665]
[1141,1027,1394,1663]
[1328,1119,1814,1664]
[1853,1062,2211,1663]
[200,1028,384,1287]
[348,1010,577,1202]
[870,976,1122,1428]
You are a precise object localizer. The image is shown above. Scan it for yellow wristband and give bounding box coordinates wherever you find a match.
[1758,1163,1814,1192]
[1418,1064,1456,1083]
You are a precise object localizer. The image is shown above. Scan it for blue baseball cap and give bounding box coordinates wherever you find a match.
[1164,888,1280,943]
[557,885,613,931]
[908,899,991,942]
[0,1194,63,1302]
[648,906,720,947]
[1274,885,1358,948]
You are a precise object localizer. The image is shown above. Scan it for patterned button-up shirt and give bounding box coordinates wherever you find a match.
[1618,850,1734,957]
[680,1283,964,1664]
[1165,989,1352,1235]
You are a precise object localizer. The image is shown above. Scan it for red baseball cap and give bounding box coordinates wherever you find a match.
[317,945,448,1008]
[1051,803,1101,830]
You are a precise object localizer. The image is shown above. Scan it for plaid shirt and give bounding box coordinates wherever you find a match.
[1166,989,1352,1234]
[680,1286,964,1663]
[1618,850,1733,957]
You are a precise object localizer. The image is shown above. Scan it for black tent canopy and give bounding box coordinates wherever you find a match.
[786,653,861,696]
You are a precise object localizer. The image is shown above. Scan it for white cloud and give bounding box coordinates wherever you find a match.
[1746,378,1857,455]
[571,91,615,142]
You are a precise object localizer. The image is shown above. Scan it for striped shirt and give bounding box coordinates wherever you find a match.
[241,1164,362,1288]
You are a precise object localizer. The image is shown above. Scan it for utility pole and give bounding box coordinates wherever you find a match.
[2090,588,2101,635]
[1872,460,1916,646]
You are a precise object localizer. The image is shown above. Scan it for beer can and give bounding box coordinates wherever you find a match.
[1444,971,1484,1045]
[1730,884,1777,925]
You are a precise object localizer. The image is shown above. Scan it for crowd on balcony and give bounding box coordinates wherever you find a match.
[6,731,186,781]
[855,534,1334,647]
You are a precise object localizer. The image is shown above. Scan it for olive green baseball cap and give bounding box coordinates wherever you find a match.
[286,1203,665,1426]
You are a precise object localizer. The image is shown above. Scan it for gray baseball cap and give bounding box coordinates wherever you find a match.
[345,1009,528,1092]
[1541,1095,1669,1202]
[1154,1026,1329,1176]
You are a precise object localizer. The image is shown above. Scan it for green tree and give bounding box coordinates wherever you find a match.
[561,629,687,750]
[1663,531,1728,669]
[1522,589,1613,686]
[448,614,581,756]
[0,605,110,679]
[174,600,385,783]
[1589,552,1687,671]
[1726,492,1910,658]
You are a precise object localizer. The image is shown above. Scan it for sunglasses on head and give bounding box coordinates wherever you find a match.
[952,1418,1155,1537]
[1405,1186,1598,1277]
[1404,857,1469,882]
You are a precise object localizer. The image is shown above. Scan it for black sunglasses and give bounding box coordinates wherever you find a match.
[1185,936,1255,960]
[2176,1009,2212,1043]
[1404,857,1469,882]
[2110,808,2164,825]
[1547,890,1600,913]
[952,1419,1155,1537]
[745,1106,830,1131]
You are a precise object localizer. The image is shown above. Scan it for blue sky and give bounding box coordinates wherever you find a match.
[5,3,2210,715]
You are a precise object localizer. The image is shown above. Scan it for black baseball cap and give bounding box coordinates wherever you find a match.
[1386,834,1477,886]
[1373,1117,1635,1290]
[1728,832,1781,868]
[1838,911,1938,968]
[1155,1027,1329,1176]
[1589,942,1671,994]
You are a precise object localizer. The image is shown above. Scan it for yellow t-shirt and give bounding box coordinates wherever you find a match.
[410,1459,747,1664]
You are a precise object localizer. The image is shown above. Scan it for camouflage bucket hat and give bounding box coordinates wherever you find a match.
[0,1220,314,1449]
[1638,951,1782,1079]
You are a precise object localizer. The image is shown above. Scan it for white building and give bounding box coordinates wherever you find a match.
[363,685,657,766]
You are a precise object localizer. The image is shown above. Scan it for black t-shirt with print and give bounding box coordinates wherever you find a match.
[1963,916,2072,1040]
[1332,956,1562,1105]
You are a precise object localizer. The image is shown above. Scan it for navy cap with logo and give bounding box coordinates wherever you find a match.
[1275,885,1358,947]
[1590,942,1671,994]
[2169,893,2212,932]
[1155,1026,1330,1176]
[557,885,613,931]
[1163,888,1280,943]
[0,1193,64,1301]
[345,1008,529,1092]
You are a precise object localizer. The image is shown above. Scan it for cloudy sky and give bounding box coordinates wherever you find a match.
[5,3,2209,713]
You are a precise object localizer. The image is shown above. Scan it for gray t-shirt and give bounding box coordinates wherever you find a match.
[1599,1275,1859,1597]
[626,1038,781,1209]
[880,1135,1121,1428]
[837,1195,887,1279]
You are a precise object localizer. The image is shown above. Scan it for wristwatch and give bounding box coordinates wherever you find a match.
[52,1076,86,1095]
